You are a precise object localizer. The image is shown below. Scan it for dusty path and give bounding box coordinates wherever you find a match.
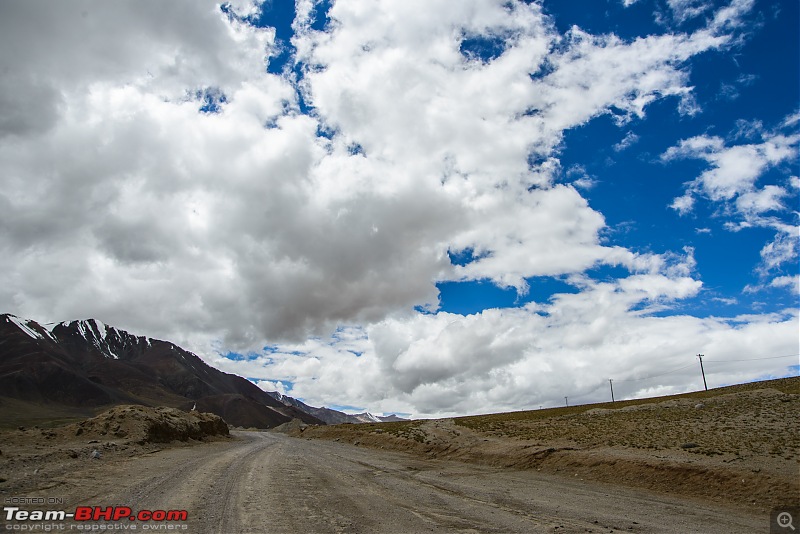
[38,431,763,533]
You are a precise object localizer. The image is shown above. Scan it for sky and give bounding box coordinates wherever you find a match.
[0,0,797,418]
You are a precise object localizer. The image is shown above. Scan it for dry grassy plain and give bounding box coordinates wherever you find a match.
[296,377,800,513]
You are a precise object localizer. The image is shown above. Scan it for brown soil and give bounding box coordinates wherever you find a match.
[0,432,771,533]
[296,377,800,512]
[0,405,229,495]
[0,378,796,533]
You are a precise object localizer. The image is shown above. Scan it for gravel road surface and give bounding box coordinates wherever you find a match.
[71,431,764,533]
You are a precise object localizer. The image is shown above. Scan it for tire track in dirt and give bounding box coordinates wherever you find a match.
[266,434,764,533]
[106,432,275,533]
[61,431,764,533]
[342,456,587,531]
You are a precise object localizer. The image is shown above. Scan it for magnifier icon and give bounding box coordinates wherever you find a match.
[778,512,796,531]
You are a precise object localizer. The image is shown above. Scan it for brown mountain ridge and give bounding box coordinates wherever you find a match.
[0,314,323,429]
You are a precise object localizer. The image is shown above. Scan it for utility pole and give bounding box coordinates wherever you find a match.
[697,354,708,391]
[564,396,569,407]
[609,378,615,403]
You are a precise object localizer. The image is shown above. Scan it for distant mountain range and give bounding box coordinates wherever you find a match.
[0,314,404,429]
[265,391,406,425]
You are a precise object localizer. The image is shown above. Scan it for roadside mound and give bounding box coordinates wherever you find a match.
[70,405,229,443]
[0,405,230,496]
[299,378,800,511]
[271,418,310,434]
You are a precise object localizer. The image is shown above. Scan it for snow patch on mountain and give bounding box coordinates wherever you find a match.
[5,314,55,342]
[354,412,382,424]
[45,318,155,360]
[263,390,407,425]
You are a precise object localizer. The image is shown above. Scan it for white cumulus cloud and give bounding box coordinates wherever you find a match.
[0,0,795,416]
[663,117,799,278]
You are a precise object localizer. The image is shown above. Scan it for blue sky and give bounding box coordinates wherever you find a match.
[0,0,797,417]
[235,0,799,414]
[244,0,799,323]
[439,0,798,318]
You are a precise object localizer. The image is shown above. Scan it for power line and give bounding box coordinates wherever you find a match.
[615,353,799,383]
[615,362,696,383]
[568,361,706,402]
[543,353,798,409]
[705,353,799,363]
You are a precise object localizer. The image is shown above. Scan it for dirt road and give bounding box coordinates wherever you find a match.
[34,431,761,533]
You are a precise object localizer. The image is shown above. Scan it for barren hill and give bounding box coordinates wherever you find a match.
[0,314,322,428]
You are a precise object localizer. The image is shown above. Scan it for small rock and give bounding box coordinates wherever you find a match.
[694,403,705,409]
[681,442,699,449]
[87,440,100,444]
[91,449,102,460]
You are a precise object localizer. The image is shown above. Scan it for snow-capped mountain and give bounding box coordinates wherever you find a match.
[49,318,152,360]
[0,314,323,428]
[265,391,406,425]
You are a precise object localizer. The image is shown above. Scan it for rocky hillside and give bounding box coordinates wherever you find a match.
[0,314,323,429]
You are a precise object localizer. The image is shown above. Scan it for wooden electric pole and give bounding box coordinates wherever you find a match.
[697,354,708,391]
[564,396,569,407]
[609,378,615,403]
